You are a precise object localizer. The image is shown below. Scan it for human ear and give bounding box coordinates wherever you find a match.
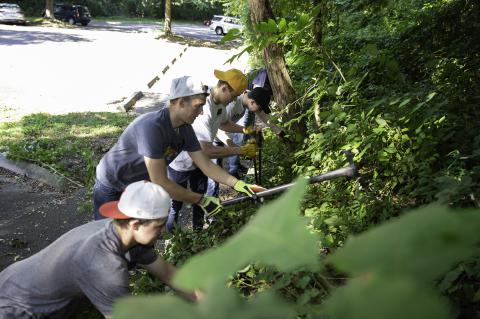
[130,219,141,231]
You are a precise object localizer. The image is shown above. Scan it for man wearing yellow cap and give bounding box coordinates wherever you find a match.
[168,69,263,232]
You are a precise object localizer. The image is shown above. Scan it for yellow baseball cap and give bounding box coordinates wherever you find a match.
[214,69,247,95]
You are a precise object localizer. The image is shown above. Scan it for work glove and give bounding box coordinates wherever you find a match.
[240,141,257,158]
[197,195,222,216]
[243,126,262,136]
[233,180,265,198]
[243,126,255,135]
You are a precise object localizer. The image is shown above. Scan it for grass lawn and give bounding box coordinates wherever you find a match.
[0,112,134,186]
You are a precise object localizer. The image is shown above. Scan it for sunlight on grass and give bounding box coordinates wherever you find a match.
[0,112,134,184]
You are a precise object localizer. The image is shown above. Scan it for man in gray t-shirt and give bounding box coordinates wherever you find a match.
[0,181,199,319]
[93,76,259,221]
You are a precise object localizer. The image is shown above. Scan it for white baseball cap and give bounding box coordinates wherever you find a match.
[99,181,171,220]
[169,76,209,100]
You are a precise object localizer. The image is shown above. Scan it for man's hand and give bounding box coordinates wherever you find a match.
[240,142,257,158]
[234,180,265,198]
[243,126,255,135]
[197,195,222,216]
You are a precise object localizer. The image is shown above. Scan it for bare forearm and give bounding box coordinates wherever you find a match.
[153,177,201,204]
[200,160,238,187]
[202,144,242,158]
[144,157,201,204]
[189,150,238,187]
[219,121,244,133]
[257,111,282,134]
[143,259,198,302]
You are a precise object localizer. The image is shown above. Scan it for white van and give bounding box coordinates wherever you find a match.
[209,15,243,35]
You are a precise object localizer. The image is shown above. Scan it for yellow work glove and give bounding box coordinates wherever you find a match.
[197,195,222,216]
[240,142,257,158]
[233,180,258,198]
[243,126,255,135]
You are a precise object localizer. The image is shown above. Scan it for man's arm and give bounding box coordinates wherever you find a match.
[216,130,237,146]
[256,111,282,134]
[219,120,244,133]
[189,150,238,187]
[141,257,200,302]
[144,157,202,204]
[199,140,242,158]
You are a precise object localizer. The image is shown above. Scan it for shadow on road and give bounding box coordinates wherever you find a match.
[172,24,220,42]
[0,28,92,45]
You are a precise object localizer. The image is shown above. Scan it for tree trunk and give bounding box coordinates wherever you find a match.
[248,0,307,142]
[164,0,172,36]
[44,0,54,19]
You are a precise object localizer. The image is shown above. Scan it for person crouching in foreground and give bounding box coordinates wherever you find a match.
[0,181,201,319]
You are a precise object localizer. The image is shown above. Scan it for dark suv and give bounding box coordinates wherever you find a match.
[53,4,91,26]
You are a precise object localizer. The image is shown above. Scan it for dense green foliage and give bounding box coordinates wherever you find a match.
[115,183,480,319]
[15,0,223,20]
[123,0,480,317]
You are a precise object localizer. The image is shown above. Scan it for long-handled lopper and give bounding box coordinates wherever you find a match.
[222,150,358,207]
[251,129,264,185]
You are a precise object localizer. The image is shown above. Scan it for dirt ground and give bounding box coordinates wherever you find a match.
[0,167,90,271]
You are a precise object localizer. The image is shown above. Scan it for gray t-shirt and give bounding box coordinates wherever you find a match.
[0,220,157,318]
[96,107,201,191]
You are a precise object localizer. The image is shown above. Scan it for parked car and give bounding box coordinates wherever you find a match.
[209,15,242,35]
[0,3,26,25]
[51,3,91,26]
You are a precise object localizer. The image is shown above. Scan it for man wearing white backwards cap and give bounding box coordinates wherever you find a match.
[93,76,258,222]
[0,181,201,319]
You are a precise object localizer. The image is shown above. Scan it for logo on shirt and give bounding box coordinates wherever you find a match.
[164,146,178,158]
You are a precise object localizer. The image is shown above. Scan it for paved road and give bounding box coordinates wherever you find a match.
[0,21,246,121]
[89,20,223,42]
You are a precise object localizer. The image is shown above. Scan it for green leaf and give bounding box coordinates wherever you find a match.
[114,283,296,319]
[426,92,437,102]
[278,18,287,32]
[398,98,411,107]
[296,275,311,289]
[375,117,387,127]
[267,18,277,33]
[328,204,480,283]
[363,44,379,57]
[324,274,451,319]
[220,28,242,43]
[297,13,310,28]
[113,295,196,319]
[174,178,318,289]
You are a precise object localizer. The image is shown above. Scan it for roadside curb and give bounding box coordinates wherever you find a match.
[0,153,69,191]
[118,44,189,113]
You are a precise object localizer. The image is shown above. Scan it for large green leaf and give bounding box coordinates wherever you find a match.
[113,294,197,319]
[198,281,296,319]
[173,178,318,289]
[328,204,480,282]
[113,279,296,319]
[324,274,451,319]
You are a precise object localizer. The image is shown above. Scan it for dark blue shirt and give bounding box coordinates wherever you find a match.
[96,107,201,191]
